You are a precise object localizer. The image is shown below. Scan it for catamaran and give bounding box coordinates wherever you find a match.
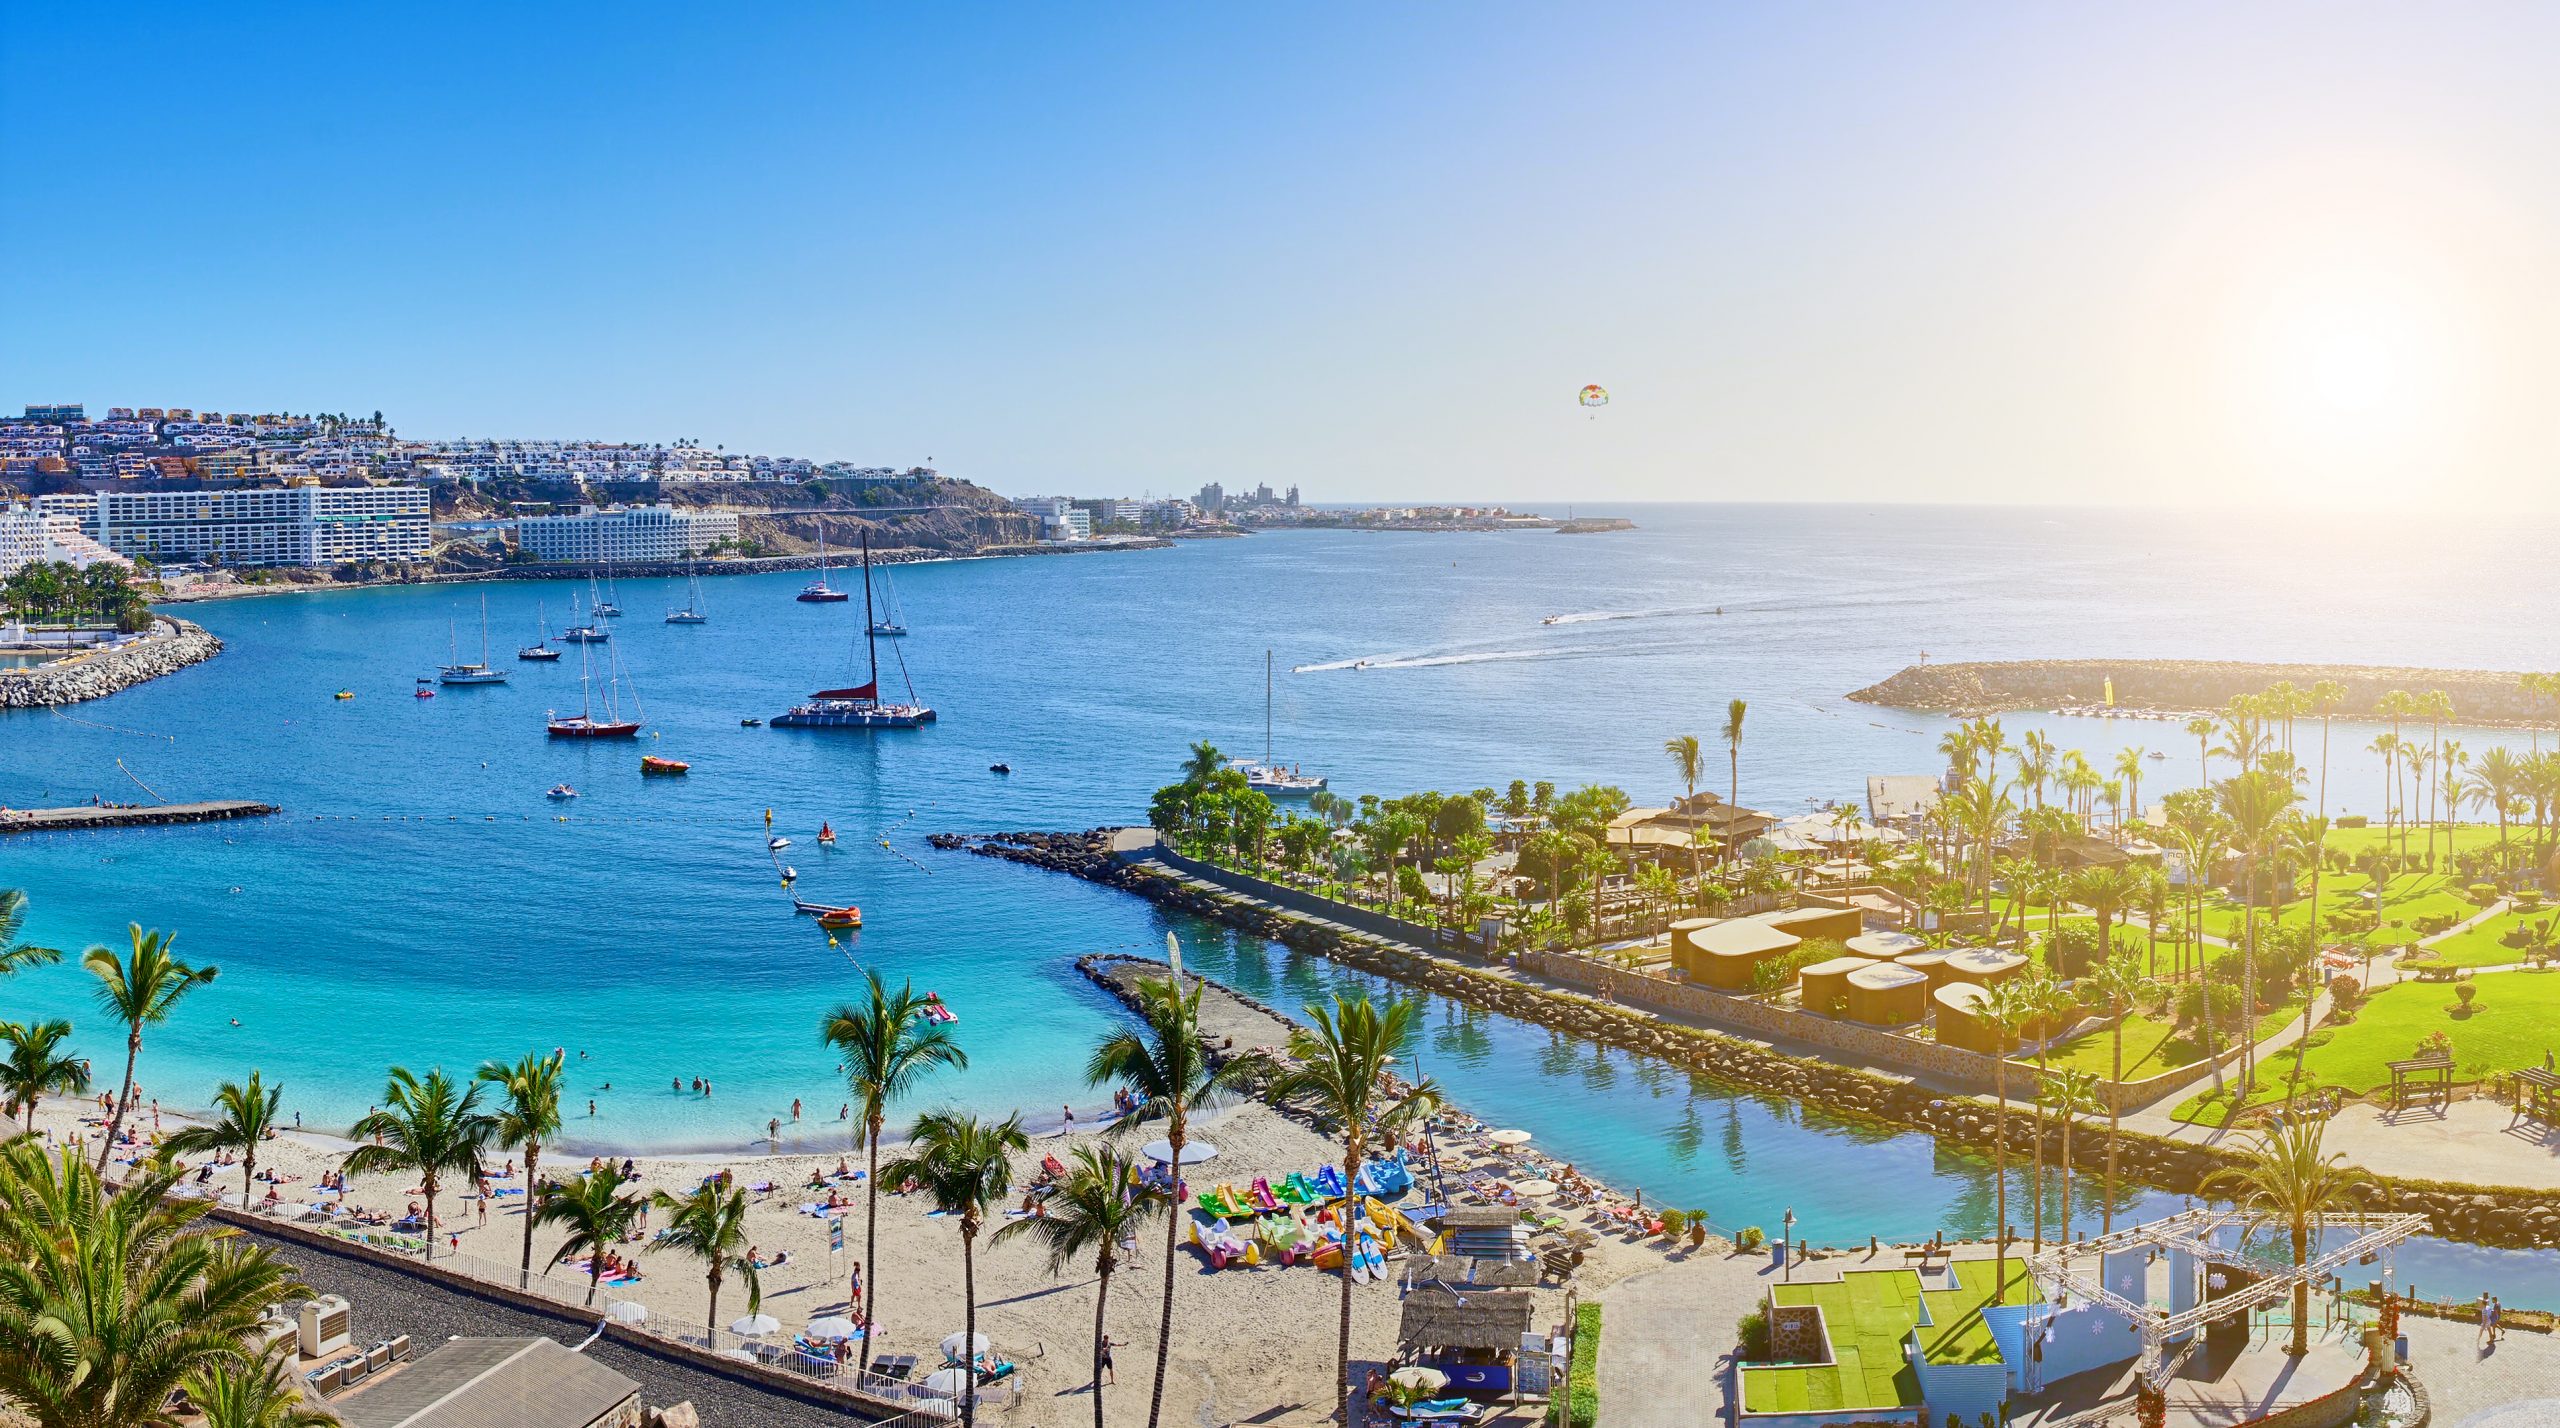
[1232,649,1324,794]
[772,531,935,728]
[439,595,509,685]
[667,565,709,624]
[797,530,851,602]
[519,599,563,661]
[546,636,642,738]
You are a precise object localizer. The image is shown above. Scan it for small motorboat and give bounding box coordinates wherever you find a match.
[547,784,578,800]
[334,690,354,700]
[740,717,763,727]
[413,681,436,699]
[641,756,689,776]
[794,898,862,929]
[817,823,837,846]
[919,992,957,1024]
[989,762,1011,774]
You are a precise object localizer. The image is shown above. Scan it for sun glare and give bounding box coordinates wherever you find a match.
[2234,257,2464,491]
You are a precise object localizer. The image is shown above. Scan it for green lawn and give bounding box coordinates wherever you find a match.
[2419,908,2559,969]
[2046,1003,2301,1084]
[2172,970,2560,1123]
[2324,823,2516,861]
[1739,1259,2034,1413]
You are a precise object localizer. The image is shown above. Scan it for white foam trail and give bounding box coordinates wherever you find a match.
[1292,651,1427,673]
[1538,604,1716,626]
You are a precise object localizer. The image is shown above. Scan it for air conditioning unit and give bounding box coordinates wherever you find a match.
[300,1295,352,1359]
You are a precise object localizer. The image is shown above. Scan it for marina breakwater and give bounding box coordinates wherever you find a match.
[0,799,277,834]
[1850,658,2553,726]
[949,828,2560,1251]
[0,617,219,707]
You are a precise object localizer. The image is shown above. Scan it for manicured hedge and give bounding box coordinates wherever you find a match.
[1551,1300,1601,1428]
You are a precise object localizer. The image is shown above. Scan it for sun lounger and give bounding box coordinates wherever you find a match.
[1390,1398,1484,1422]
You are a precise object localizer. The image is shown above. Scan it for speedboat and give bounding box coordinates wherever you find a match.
[989,762,1012,774]
[796,580,849,603]
[547,783,577,800]
[334,690,354,700]
[1541,614,1563,625]
[739,717,763,727]
[413,680,436,700]
[867,620,907,637]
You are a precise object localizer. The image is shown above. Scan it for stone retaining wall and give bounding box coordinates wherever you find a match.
[0,617,219,707]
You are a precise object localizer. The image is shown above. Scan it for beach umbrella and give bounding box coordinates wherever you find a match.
[1139,1138,1217,1165]
[939,1331,990,1360]
[1486,1128,1533,1147]
[604,1300,649,1325]
[1390,1367,1449,1392]
[805,1316,858,1341]
[924,1367,976,1397]
[910,1398,959,1419]
[730,1313,781,1337]
[1513,1179,1559,1198]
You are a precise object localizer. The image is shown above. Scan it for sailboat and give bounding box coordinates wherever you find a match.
[592,569,623,617]
[666,565,709,624]
[1232,649,1324,794]
[546,636,642,738]
[560,590,609,643]
[438,596,509,685]
[796,530,850,602]
[519,598,562,661]
[866,561,907,636]
[772,531,936,728]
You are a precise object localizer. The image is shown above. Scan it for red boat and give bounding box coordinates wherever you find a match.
[548,716,640,738]
[547,640,642,738]
[641,755,690,775]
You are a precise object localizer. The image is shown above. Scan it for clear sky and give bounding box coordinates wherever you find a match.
[8,3,2560,505]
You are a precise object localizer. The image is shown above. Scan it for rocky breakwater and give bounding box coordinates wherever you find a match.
[0,618,220,709]
[1851,658,2554,727]
[946,829,2560,1248]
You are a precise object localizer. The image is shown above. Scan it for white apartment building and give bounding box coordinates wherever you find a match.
[515,504,741,564]
[97,486,431,566]
[0,502,129,577]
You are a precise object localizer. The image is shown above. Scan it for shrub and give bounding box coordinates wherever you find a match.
[1735,1224,1767,1252]
[2044,921,2103,977]
[2415,1029,2454,1060]
[2455,983,2479,1011]
[2414,913,2459,938]
[2327,974,2365,1022]
[1659,1207,1688,1239]
[2519,889,2546,910]
[2470,884,2499,904]
[2335,814,2369,828]
[1550,1301,1601,1428]
[1736,1305,1772,1361]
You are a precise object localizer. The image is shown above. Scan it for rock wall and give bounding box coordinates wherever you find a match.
[1849,659,2548,726]
[945,828,2560,1251]
[0,618,220,708]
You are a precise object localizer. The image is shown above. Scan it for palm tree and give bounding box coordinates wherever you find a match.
[1720,699,1748,863]
[2114,747,2147,829]
[2217,770,2301,1095]
[2082,956,2145,1234]
[163,1070,284,1204]
[1090,969,1278,1428]
[0,1140,309,1428]
[1273,992,1441,1423]
[2049,1068,2104,1247]
[2134,864,2171,978]
[1182,739,1225,785]
[2308,680,2345,820]
[994,1145,1165,1428]
[820,970,967,1377]
[2019,731,2055,810]
[0,889,64,1015]
[83,924,219,1173]
[651,1178,760,1350]
[477,1049,567,1285]
[2477,746,2526,868]
[1980,979,2032,1291]
[2185,715,2217,789]
[882,1112,1028,1428]
[534,1164,649,1305]
[1664,733,1706,883]
[2018,972,2071,1251]
[0,1019,89,1134]
[2070,866,2134,971]
[343,1066,497,1260]
[2199,1121,2370,1356]
[187,1342,339,1428]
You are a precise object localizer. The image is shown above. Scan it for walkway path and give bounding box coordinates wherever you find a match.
[1597,1255,1772,1428]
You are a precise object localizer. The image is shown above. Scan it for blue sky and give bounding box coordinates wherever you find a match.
[8,4,2560,504]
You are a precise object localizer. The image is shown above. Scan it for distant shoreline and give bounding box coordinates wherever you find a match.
[1850,657,2560,730]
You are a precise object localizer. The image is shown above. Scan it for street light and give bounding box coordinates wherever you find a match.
[1782,1208,1796,1281]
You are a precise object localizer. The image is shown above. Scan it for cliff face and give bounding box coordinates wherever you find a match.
[1849,659,2547,725]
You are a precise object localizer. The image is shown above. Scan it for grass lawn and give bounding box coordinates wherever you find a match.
[2172,970,2560,1123]
[1740,1259,2034,1413]
[2416,908,2557,969]
[2324,823,2515,861]
[2053,1003,2301,1085]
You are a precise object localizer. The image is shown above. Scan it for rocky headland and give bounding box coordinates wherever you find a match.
[1850,658,2553,726]
[0,617,221,708]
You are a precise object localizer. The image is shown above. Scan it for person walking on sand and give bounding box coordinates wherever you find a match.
[1098,1334,1117,1386]
[1062,1102,1074,1129]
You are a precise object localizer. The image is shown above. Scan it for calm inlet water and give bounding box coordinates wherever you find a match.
[5,505,2557,1302]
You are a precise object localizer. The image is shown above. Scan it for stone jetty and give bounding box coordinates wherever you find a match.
[0,617,221,708]
[0,800,277,834]
[1850,657,2552,726]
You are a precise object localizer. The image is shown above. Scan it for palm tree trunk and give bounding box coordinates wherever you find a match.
[95,1029,141,1175]
[2291,1227,2310,1357]
[707,1273,722,1353]
[1992,1058,2010,1289]
[244,1149,257,1208]
[424,1176,439,1262]
[2105,1033,2122,1236]
[2030,1059,2046,1253]
[2057,1114,2073,1245]
[521,1142,541,1287]
[1092,1260,1114,1428]
[1146,1108,1184,1428]
[860,1114,883,1378]
[587,1259,603,1306]
[961,1232,981,1428]
[1337,1127,1364,1425]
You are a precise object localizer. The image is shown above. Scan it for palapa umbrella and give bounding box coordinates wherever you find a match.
[804,1315,859,1341]
[1389,1367,1449,1392]
[1513,1179,1559,1198]
[1139,1138,1218,1165]
[1485,1128,1533,1147]
[604,1300,649,1324]
[730,1313,781,1337]
[923,1367,976,1397]
[939,1331,991,1361]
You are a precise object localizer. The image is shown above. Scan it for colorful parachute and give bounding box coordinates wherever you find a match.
[1578,384,1609,408]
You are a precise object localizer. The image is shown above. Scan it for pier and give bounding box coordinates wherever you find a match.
[0,799,277,834]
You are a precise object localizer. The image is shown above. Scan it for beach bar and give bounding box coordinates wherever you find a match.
[1845,962,1928,1026]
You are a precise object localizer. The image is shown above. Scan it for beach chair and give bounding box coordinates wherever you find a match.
[1390,1398,1485,1423]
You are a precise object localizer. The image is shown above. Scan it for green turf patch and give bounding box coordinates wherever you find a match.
[1738,1259,2034,1413]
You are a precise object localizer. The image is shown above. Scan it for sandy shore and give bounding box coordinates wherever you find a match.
[24,972,1715,1427]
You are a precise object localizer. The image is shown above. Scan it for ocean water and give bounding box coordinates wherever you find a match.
[4,504,2556,1301]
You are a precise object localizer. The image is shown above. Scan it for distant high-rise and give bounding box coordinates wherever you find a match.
[1194,481,1225,514]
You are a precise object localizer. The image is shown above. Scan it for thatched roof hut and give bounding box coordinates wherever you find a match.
[1398,1287,1537,1353]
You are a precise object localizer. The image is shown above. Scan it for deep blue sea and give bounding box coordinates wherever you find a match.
[5,504,2556,1302]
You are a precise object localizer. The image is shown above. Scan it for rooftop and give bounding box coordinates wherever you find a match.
[1739,1258,2035,1415]
[327,1336,640,1428]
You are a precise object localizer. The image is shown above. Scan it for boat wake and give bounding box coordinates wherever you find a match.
[1539,604,1720,626]
[1296,640,1688,673]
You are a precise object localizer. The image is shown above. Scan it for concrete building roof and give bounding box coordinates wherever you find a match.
[330,1337,640,1428]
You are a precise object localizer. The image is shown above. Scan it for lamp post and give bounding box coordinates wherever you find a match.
[1782,1208,1796,1281]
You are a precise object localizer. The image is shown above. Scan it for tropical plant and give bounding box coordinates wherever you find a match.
[994,1145,1165,1428]
[2198,1121,2370,1356]
[534,1164,650,1305]
[2081,956,2146,1235]
[1090,957,1278,1428]
[162,1070,285,1205]
[1979,979,2032,1292]
[820,970,967,1377]
[2048,1068,2104,1246]
[1181,739,1225,785]
[476,1049,566,1285]
[1273,992,1441,1423]
[2217,770,2301,1092]
[0,1019,89,1135]
[650,1177,761,1349]
[0,1140,309,1428]
[1665,733,1706,882]
[343,1066,498,1260]
[84,924,219,1174]
[186,1341,339,1428]
[882,1111,1028,1428]
[1720,700,1748,862]
[0,889,64,1018]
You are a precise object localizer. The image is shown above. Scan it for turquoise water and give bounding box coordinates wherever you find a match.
[4,504,2557,1302]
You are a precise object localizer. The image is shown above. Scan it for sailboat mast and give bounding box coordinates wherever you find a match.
[861,530,880,692]
[1266,648,1274,765]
